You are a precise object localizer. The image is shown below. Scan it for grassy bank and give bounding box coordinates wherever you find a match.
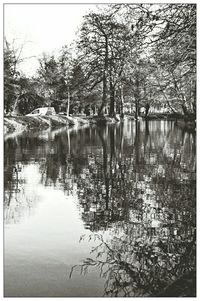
[4,115,89,135]
[4,113,195,135]
[4,114,122,135]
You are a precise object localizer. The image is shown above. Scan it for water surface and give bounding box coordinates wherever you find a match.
[4,120,196,297]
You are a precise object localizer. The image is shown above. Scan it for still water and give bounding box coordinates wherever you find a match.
[4,120,196,297]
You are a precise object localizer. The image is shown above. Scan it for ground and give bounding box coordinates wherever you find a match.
[4,114,121,135]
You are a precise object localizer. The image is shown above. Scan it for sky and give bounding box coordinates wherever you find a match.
[4,4,96,76]
[4,1,197,77]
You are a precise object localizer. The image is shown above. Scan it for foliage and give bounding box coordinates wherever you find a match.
[4,40,47,115]
[4,40,21,113]
[76,11,133,116]
[70,229,195,297]
[4,4,196,118]
[125,4,196,116]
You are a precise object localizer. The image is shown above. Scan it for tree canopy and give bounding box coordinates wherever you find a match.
[4,4,196,119]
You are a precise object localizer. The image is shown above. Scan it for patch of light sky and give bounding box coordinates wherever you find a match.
[4,4,99,77]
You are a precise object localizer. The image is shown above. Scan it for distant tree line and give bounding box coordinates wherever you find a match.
[4,4,196,119]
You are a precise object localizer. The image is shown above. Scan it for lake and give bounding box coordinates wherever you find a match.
[4,119,196,297]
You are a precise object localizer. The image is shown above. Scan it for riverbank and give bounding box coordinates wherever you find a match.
[126,113,196,131]
[4,114,122,135]
[4,113,196,135]
[4,115,90,135]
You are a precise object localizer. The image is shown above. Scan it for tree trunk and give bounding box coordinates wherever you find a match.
[67,129,71,155]
[109,69,116,117]
[135,120,140,165]
[12,95,20,115]
[67,86,70,116]
[135,74,140,120]
[109,85,115,117]
[145,103,150,118]
[192,102,196,116]
[120,85,124,119]
[98,37,108,116]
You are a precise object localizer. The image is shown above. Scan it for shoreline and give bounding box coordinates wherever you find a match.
[4,114,196,135]
[4,115,122,135]
[4,115,89,135]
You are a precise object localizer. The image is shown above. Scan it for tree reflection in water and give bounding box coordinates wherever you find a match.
[4,120,196,296]
[68,120,196,297]
[70,227,195,297]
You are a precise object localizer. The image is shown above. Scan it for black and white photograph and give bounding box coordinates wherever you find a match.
[3,2,196,297]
